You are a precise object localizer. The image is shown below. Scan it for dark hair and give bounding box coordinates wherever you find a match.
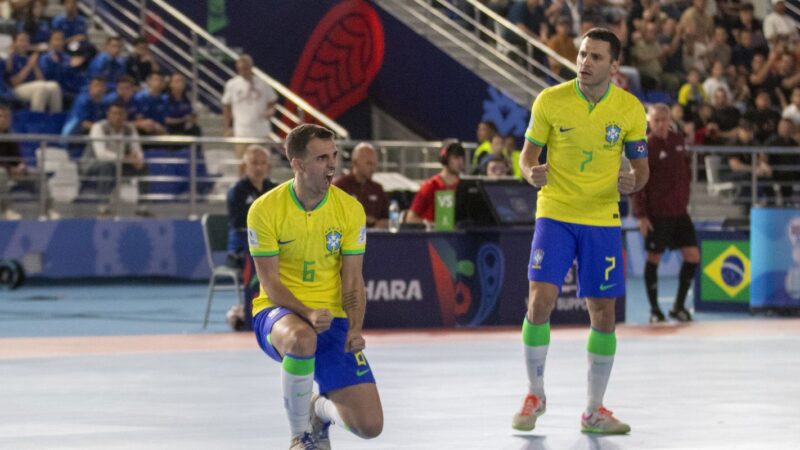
[285,124,335,160]
[439,142,466,165]
[107,100,127,111]
[480,120,498,134]
[90,75,107,84]
[132,37,148,46]
[116,75,136,85]
[582,27,621,61]
[740,3,754,11]
[106,36,121,44]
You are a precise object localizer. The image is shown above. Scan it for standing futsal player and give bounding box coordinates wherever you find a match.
[247,124,383,449]
[632,103,699,323]
[512,28,649,434]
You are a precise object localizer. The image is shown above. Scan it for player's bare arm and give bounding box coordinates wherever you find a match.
[519,140,547,187]
[341,254,366,353]
[619,158,649,195]
[254,255,333,333]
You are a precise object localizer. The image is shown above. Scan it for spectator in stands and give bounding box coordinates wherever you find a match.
[777,52,800,108]
[5,31,62,113]
[782,87,800,126]
[747,52,783,106]
[732,3,767,50]
[133,71,168,135]
[226,144,276,259]
[165,72,200,136]
[503,0,548,49]
[52,0,87,45]
[731,73,752,112]
[334,142,389,229]
[764,118,799,204]
[707,26,732,69]
[87,37,127,91]
[658,17,684,76]
[746,90,782,143]
[678,68,707,121]
[0,104,57,220]
[62,75,105,135]
[546,17,577,79]
[763,0,799,47]
[477,133,509,175]
[703,61,731,101]
[39,30,85,102]
[545,0,582,37]
[16,0,49,47]
[125,37,159,86]
[503,134,522,178]
[725,119,774,204]
[710,87,741,140]
[222,54,278,160]
[680,21,710,76]
[406,142,465,225]
[679,0,714,39]
[84,101,149,216]
[631,21,679,92]
[485,154,512,179]
[471,119,497,172]
[102,75,139,120]
[731,29,758,73]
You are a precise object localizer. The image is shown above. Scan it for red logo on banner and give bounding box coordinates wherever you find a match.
[428,242,472,327]
[288,0,385,122]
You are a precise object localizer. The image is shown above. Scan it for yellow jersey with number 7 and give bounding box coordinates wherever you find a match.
[247,180,367,317]
[525,80,648,226]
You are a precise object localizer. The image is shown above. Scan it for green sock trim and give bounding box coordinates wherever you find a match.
[282,354,315,376]
[587,328,616,356]
[522,319,550,347]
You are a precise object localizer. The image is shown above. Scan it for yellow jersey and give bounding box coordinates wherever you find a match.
[525,80,648,226]
[247,180,367,317]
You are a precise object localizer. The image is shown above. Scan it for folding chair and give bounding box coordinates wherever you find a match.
[201,213,243,329]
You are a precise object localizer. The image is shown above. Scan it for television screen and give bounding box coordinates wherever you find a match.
[480,181,537,225]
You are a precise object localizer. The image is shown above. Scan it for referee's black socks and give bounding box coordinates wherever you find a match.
[644,262,659,312]
[675,262,698,310]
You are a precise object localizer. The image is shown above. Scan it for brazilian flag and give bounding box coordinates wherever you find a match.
[700,240,750,303]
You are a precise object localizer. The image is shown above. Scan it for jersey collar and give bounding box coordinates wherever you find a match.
[573,79,612,112]
[289,179,329,212]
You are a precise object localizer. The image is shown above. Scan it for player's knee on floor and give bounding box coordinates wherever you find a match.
[351,416,383,439]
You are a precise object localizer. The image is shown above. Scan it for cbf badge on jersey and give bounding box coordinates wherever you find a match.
[325,227,343,255]
[604,122,621,148]
[247,228,259,247]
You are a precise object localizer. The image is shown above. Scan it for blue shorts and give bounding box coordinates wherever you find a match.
[253,307,376,395]
[528,218,625,298]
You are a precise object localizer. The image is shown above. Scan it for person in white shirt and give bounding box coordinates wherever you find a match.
[221,54,278,159]
[83,101,149,216]
[763,0,799,46]
[782,87,800,126]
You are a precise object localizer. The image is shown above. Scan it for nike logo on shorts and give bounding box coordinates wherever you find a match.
[356,368,370,377]
[599,283,616,291]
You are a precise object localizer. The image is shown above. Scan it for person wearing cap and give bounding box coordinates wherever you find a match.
[406,142,465,224]
[764,0,799,46]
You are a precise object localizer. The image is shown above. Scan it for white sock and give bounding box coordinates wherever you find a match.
[525,345,548,399]
[282,355,315,436]
[586,353,614,414]
[315,395,349,432]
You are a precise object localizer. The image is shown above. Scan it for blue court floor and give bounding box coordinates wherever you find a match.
[1,278,799,449]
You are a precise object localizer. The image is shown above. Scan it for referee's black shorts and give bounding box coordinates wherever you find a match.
[645,214,698,254]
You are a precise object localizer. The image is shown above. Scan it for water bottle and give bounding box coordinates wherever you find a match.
[388,200,400,233]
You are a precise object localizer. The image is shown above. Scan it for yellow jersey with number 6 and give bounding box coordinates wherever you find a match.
[525,80,648,226]
[247,180,367,317]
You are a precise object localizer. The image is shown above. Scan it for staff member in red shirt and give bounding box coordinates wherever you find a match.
[406,142,465,225]
[632,103,699,323]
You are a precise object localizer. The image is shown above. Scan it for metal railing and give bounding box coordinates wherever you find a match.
[687,145,800,210]
[0,134,472,219]
[78,0,349,140]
